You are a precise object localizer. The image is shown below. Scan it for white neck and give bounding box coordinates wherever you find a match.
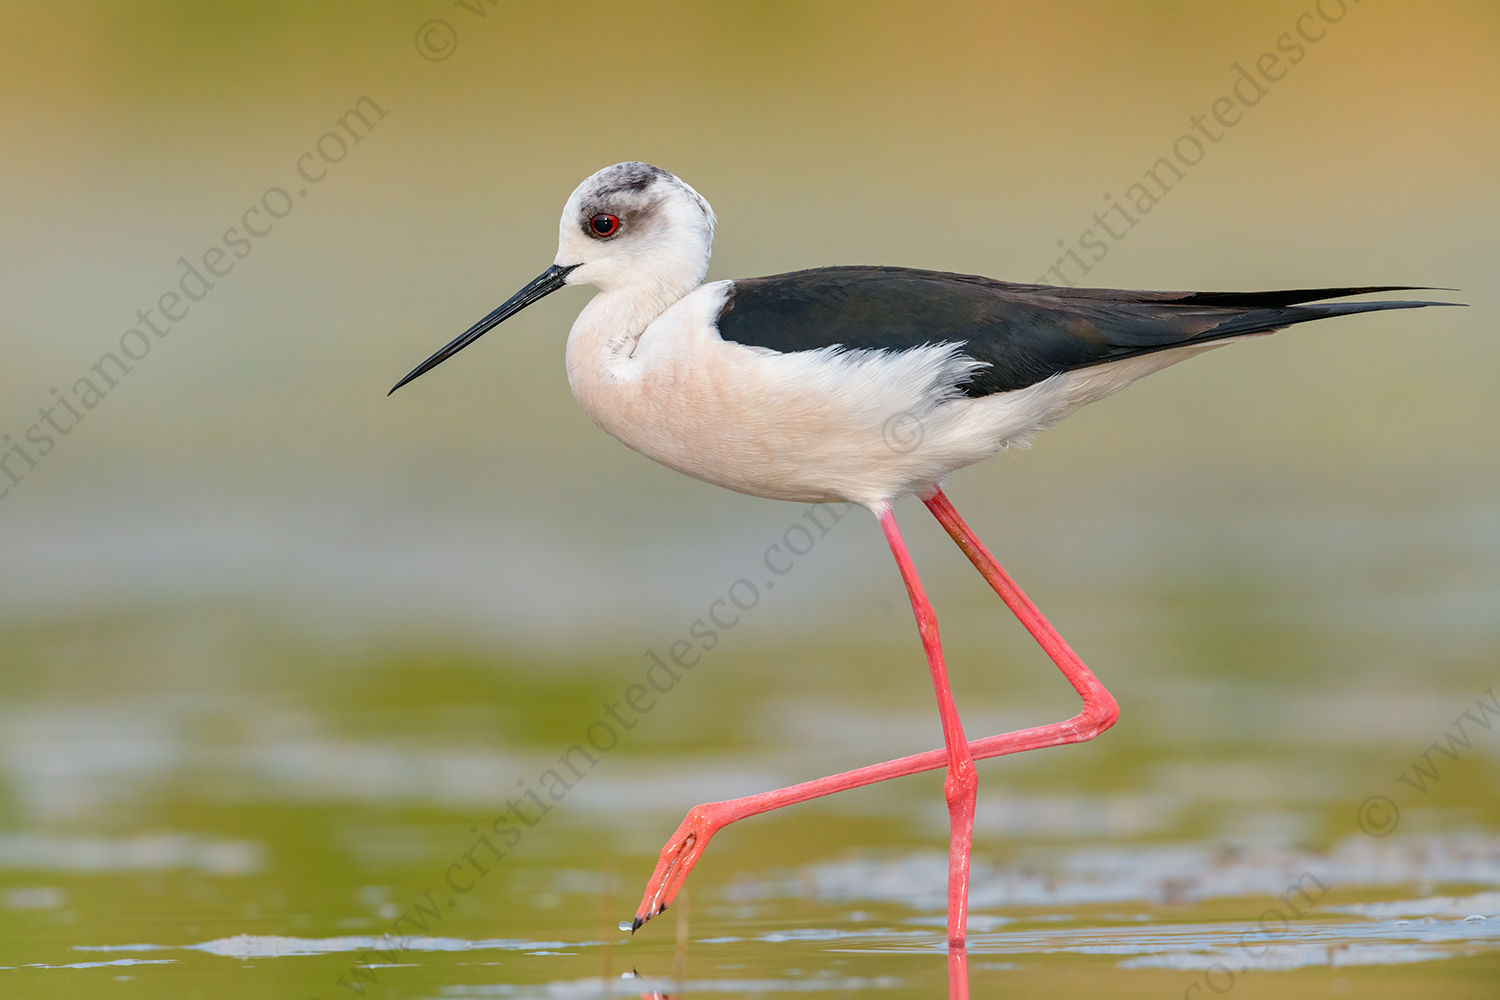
[565,272,697,390]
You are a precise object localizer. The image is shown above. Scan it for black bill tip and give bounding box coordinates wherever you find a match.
[389,262,579,395]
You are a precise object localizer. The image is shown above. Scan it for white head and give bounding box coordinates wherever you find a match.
[556,161,716,298]
[390,162,715,394]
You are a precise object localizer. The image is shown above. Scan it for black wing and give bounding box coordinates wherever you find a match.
[714,266,1455,397]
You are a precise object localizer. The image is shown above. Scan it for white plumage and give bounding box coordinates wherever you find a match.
[553,165,1238,506]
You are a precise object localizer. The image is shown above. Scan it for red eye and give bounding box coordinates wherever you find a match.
[589,213,620,237]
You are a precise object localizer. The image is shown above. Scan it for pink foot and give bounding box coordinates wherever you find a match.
[630,802,729,930]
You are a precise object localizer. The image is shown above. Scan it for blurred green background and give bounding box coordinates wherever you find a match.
[1,2,1497,997]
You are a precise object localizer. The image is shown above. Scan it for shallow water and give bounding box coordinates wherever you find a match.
[2,549,1498,998]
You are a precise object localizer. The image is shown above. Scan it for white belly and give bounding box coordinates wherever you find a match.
[565,281,1224,508]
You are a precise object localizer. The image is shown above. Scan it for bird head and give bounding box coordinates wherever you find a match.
[389,162,714,394]
[555,161,716,296]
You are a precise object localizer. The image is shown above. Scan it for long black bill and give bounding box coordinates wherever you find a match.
[389,263,578,395]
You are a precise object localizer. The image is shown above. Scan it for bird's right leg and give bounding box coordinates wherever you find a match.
[629,494,1118,933]
[922,487,1119,740]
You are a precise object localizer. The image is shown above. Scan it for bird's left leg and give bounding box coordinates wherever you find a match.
[876,503,977,947]
[631,505,978,946]
[877,502,977,947]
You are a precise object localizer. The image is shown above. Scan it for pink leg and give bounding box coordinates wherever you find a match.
[922,489,1118,731]
[629,489,1118,938]
[876,504,977,947]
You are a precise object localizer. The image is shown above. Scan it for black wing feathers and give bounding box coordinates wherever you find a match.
[715,266,1453,398]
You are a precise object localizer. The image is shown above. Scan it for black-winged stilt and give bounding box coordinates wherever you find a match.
[391,161,1453,954]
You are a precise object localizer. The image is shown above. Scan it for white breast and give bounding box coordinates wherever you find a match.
[564,281,1225,507]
